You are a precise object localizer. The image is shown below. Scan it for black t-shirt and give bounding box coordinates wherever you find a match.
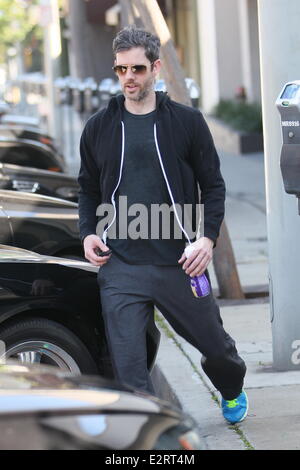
[107,108,185,265]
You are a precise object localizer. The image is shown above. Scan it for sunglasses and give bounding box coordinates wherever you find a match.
[112,63,154,76]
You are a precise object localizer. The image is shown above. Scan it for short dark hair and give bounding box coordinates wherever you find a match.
[112,26,161,63]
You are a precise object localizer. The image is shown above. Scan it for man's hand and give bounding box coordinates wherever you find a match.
[178,237,214,277]
[83,234,112,266]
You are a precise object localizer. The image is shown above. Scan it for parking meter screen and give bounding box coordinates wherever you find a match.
[280,84,300,99]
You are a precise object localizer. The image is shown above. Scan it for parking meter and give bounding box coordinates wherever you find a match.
[154,78,200,108]
[83,78,99,114]
[276,81,300,212]
[98,78,114,110]
[185,78,201,108]
[72,80,85,114]
[62,77,76,106]
[110,80,122,98]
[54,78,67,106]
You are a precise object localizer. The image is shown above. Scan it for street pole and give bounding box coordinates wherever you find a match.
[40,0,61,140]
[257,0,300,370]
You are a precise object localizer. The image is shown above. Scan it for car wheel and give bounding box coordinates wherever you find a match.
[0,317,98,374]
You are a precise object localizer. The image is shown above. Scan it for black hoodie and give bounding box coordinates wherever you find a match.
[78,91,225,248]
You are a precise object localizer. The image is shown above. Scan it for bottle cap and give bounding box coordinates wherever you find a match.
[184,245,195,258]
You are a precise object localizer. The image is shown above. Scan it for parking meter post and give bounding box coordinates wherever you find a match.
[185,78,200,109]
[72,81,85,116]
[258,0,300,370]
[68,105,75,170]
[18,77,27,114]
[73,80,89,130]
[65,78,80,170]
[59,77,72,167]
[83,78,99,118]
[54,78,66,152]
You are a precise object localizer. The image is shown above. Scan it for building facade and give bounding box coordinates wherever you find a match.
[163,0,261,113]
[197,0,261,112]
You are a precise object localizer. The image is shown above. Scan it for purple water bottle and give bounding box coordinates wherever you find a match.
[184,245,210,298]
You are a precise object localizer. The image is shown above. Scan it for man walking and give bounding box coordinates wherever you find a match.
[78,26,248,424]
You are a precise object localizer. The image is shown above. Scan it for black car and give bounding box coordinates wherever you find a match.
[0,362,204,450]
[0,163,79,202]
[0,189,82,259]
[0,100,40,127]
[0,244,160,377]
[0,113,40,128]
[0,124,65,172]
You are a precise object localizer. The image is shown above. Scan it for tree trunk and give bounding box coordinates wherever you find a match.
[212,221,244,299]
[68,0,115,81]
[119,0,143,28]
[121,0,244,299]
[131,0,191,105]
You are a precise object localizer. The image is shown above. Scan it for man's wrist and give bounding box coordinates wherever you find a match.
[202,236,214,247]
[82,233,97,244]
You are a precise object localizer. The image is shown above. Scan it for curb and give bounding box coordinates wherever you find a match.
[153,311,254,450]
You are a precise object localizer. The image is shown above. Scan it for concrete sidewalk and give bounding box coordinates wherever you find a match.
[155,151,300,450]
[156,298,300,450]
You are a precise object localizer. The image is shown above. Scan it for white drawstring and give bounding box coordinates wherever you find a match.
[102,121,125,244]
[153,123,192,246]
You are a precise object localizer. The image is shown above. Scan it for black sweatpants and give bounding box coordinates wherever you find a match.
[98,254,246,400]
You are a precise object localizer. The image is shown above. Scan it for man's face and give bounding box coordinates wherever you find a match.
[114,47,160,103]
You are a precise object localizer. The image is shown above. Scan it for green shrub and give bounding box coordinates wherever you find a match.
[213,99,263,133]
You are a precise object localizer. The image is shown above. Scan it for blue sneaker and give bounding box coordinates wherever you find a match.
[221,390,248,424]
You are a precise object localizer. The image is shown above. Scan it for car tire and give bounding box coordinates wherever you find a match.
[0,317,98,375]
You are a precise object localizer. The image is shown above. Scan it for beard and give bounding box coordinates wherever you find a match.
[123,75,155,103]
